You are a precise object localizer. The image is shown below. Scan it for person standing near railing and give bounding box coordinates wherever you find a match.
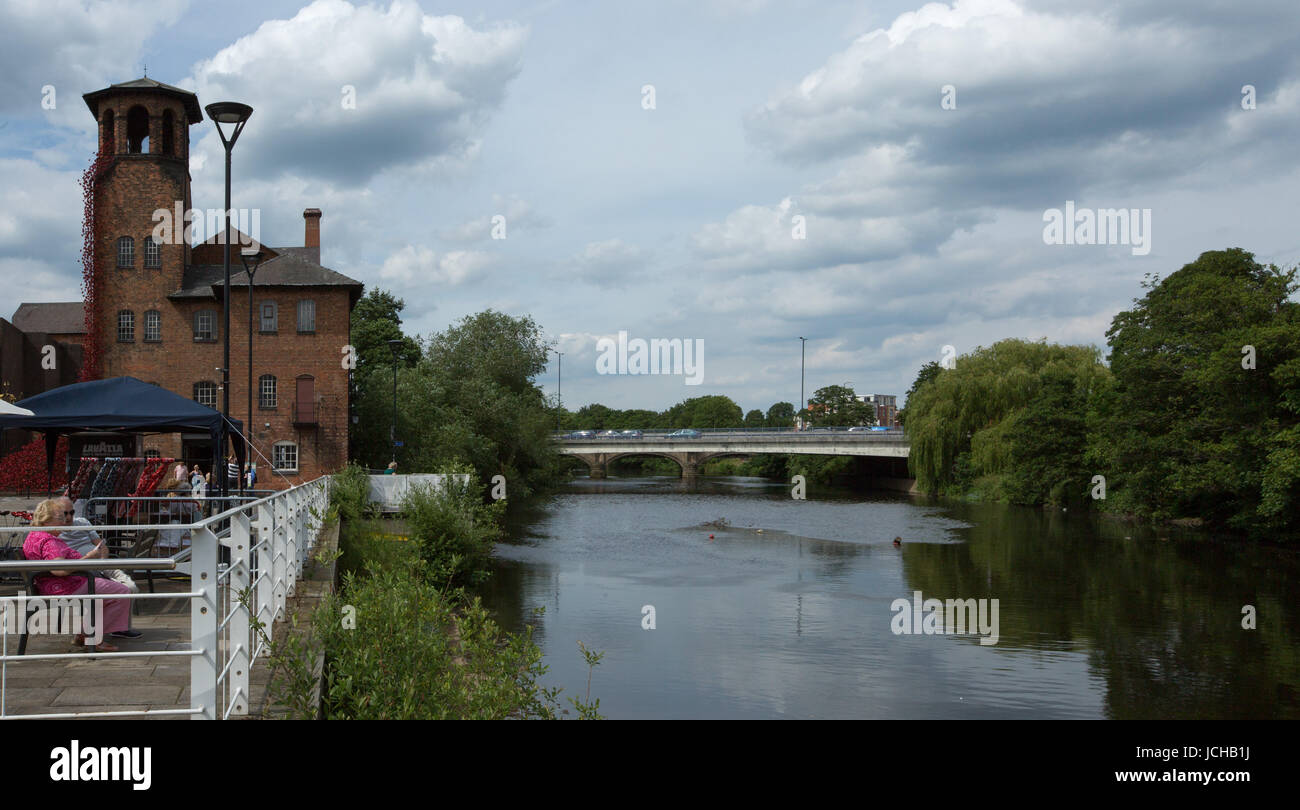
[22,499,133,652]
[157,479,201,552]
[190,466,208,498]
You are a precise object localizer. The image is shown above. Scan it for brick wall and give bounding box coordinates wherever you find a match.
[0,319,81,454]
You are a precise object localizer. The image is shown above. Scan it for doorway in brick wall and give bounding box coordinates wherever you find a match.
[181,435,213,477]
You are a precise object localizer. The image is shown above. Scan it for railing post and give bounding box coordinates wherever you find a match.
[256,501,273,645]
[286,488,299,598]
[273,495,288,621]
[228,510,251,716]
[297,487,310,571]
[190,526,219,720]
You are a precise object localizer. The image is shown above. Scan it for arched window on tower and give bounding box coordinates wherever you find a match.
[102,109,115,154]
[161,109,174,156]
[127,105,149,154]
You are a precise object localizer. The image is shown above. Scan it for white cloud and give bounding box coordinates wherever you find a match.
[439,194,550,243]
[378,244,494,286]
[186,0,528,187]
[0,158,80,258]
[0,0,187,125]
[565,238,649,288]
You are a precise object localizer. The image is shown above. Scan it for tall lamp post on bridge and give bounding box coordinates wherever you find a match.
[553,349,563,431]
[387,339,402,464]
[241,247,265,491]
[798,337,807,430]
[205,100,253,500]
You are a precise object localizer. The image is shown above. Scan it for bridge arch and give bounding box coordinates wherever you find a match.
[570,450,717,481]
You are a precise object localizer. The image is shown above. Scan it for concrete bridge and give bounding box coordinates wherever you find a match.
[554,428,911,483]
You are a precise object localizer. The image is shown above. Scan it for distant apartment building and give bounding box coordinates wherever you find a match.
[855,394,900,428]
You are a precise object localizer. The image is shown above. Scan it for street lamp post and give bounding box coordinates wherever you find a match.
[387,339,402,464]
[205,101,253,500]
[241,247,265,492]
[553,349,563,431]
[798,337,807,429]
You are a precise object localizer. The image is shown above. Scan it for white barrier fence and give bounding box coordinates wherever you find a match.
[366,474,470,512]
[0,476,331,720]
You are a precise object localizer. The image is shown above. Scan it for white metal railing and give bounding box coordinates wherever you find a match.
[0,475,331,720]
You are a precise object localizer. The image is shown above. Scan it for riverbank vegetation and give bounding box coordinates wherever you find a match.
[271,463,601,719]
[903,249,1300,541]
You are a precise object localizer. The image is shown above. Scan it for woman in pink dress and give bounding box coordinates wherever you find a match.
[23,499,132,652]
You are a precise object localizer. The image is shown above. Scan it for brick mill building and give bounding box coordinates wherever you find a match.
[8,78,362,486]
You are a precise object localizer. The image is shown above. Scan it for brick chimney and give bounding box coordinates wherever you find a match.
[303,208,322,264]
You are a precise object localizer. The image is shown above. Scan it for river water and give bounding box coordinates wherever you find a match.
[477,475,1300,719]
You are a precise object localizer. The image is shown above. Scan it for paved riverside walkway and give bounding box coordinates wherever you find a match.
[2,578,196,718]
[0,577,272,719]
[1,519,339,720]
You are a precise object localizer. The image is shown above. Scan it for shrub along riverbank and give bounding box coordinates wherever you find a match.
[270,464,601,719]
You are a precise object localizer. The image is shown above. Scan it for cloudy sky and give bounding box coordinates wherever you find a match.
[2,0,1299,416]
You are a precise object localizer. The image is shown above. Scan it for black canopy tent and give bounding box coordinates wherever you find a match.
[0,376,245,496]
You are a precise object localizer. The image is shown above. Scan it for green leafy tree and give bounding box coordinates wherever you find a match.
[806,385,875,427]
[744,409,766,428]
[1003,366,1090,505]
[900,361,945,426]
[905,339,1110,499]
[661,395,744,428]
[765,401,795,427]
[1089,249,1300,537]
[621,409,659,429]
[574,403,616,430]
[353,310,559,497]
[351,289,420,371]
[906,361,945,402]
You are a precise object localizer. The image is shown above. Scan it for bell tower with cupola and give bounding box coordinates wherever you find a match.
[82,78,203,379]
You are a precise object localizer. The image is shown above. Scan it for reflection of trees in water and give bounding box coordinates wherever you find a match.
[899,502,1300,718]
[475,558,555,646]
[476,497,566,640]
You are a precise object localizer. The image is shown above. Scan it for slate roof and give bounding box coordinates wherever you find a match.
[11,302,86,335]
[169,249,363,300]
[83,77,204,123]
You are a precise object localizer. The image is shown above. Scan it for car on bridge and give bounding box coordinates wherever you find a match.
[599,430,621,438]
[621,430,643,438]
[567,430,596,439]
[667,429,702,438]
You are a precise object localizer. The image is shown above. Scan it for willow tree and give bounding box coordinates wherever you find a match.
[904,339,1110,501]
